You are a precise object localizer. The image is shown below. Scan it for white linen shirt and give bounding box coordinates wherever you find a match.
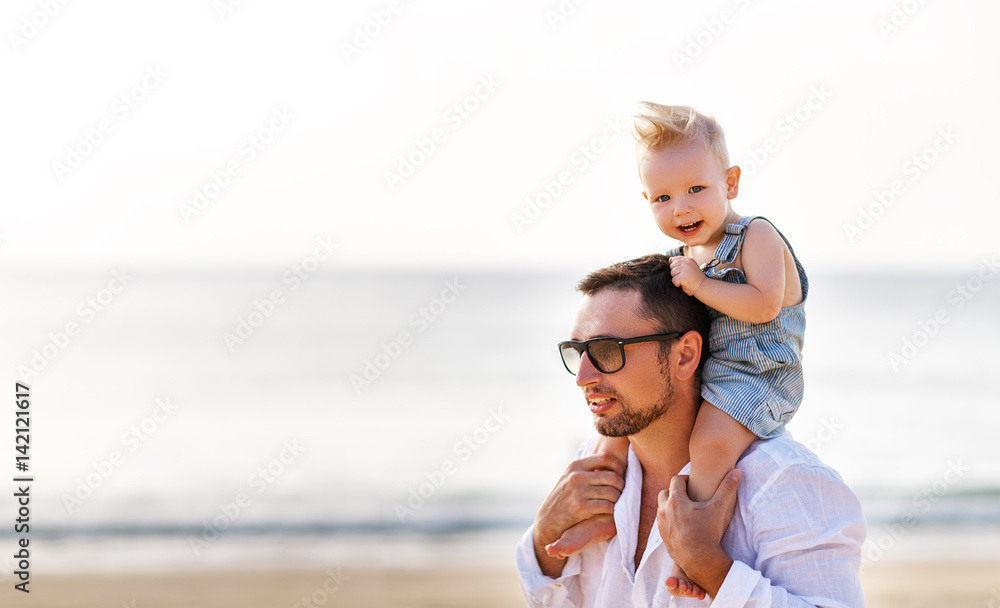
[516,434,866,607]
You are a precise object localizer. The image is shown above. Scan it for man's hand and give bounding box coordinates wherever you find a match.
[533,452,626,578]
[669,256,705,296]
[656,470,741,597]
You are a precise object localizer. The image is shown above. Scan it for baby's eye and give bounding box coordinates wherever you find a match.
[690,186,705,193]
[655,194,670,203]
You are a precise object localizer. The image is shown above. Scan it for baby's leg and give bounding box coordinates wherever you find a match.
[668,400,756,598]
[688,400,757,502]
[592,435,629,469]
[545,436,628,558]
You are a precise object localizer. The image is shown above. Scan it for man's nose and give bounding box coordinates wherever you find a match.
[575,353,602,387]
[672,199,691,215]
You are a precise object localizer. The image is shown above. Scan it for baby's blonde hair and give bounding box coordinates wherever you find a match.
[634,103,731,170]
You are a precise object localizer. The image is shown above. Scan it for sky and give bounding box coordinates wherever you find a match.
[2,0,998,276]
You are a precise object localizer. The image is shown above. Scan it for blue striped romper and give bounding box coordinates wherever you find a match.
[668,216,807,439]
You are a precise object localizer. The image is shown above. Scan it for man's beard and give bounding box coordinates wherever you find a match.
[594,372,674,438]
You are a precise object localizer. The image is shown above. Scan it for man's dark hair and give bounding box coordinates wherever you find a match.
[578,254,711,365]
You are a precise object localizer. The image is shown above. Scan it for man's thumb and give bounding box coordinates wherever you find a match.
[714,469,741,504]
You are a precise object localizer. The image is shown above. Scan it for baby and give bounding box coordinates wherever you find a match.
[547,103,808,599]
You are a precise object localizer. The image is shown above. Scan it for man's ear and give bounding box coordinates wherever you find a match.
[672,330,702,381]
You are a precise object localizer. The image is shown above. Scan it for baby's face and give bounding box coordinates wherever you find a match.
[639,142,739,249]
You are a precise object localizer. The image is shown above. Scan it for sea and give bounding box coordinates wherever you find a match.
[0,270,998,575]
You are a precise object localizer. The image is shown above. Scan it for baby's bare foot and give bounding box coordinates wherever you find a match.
[665,563,705,600]
[544,514,617,559]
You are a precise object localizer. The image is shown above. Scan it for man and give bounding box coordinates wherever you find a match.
[516,254,866,607]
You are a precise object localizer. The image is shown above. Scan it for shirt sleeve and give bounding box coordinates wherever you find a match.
[710,463,867,608]
[515,525,584,607]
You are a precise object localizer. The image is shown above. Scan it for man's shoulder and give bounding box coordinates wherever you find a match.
[740,432,826,469]
[736,433,851,505]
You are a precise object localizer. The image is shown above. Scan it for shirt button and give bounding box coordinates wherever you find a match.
[554,583,562,588]
[622,566,628,575]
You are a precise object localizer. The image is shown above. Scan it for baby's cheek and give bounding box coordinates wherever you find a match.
[652,209,673,236]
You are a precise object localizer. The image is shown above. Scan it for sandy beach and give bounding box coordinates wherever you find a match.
[2,561,998,608]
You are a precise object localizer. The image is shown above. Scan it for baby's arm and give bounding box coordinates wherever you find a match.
[670,220,789,324]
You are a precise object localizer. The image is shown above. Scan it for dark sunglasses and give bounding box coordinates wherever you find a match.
[557,332,681,375]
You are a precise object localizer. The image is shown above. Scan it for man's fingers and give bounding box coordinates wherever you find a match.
[667,474,691,504]
[657,488,669,506]
[709,469,741,509]
[573,484,621,507]
[539,457,626,540]
[588,470,626,493]
[566,469,625,495]
[581,498,618,517]
[572,452,626,478]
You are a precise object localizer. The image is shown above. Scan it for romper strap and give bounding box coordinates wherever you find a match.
[703,216,757,278]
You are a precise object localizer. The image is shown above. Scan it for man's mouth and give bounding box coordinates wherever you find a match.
[587,397,617,414]
[677,221,702,235]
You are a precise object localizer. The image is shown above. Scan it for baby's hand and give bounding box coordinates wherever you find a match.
[669,256,705,296]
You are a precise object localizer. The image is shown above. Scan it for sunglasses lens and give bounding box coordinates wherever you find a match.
[588,339,623,373]
[559,343,582,375]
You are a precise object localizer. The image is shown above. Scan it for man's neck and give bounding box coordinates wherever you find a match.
[624,388,700,572]
[627,391,699,488]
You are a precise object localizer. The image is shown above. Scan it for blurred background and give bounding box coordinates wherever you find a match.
[1,0,998,605]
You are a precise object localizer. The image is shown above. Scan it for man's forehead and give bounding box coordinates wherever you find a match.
[570,288,654,340]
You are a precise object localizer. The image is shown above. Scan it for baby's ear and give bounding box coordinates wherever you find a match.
[725,165,741,199]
